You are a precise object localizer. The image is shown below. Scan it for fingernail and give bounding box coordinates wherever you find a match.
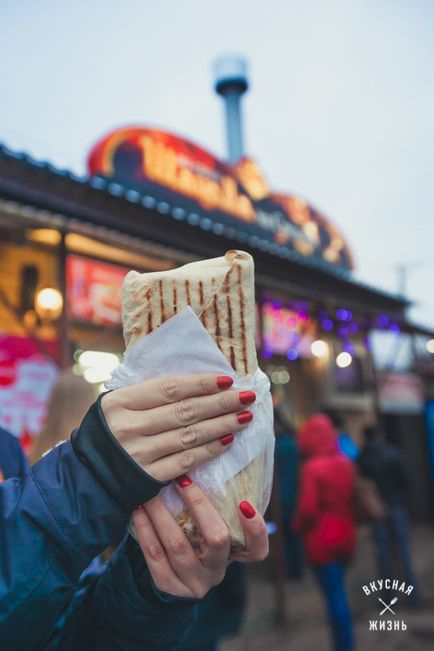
[239,500,256,519]
[220,433,234,446]
[176,474,192,488]
[216,375,233,390]
[239,390,256,405]
[237,411,253,424]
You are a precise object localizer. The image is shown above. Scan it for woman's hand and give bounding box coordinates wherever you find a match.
[131,478,269,599]
[101,374,255,482]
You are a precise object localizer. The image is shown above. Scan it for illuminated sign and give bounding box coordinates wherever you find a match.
[88,127,354,271]
[262,302,314,358]
[0,335,58,439]
[66,255,127,326]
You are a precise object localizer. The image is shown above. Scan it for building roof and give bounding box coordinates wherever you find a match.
[0,142,412,322]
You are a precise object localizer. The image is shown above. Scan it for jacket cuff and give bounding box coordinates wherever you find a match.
[71,393,170,512]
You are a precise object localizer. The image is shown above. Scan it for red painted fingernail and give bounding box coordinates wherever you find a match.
[239,390,256,405]
[176,474,192,488]
[216,375,233,389]
[237,411,253,424]
[220,433,234,446]
[239,500,256,519]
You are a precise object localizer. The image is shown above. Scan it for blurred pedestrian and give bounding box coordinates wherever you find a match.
[28,368,96,464]
[293,414,356,651]
[358,425,420,605]
[274,411,304,579]
[177,561,247,651]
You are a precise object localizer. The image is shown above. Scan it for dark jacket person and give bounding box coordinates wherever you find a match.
[358,426,420,605]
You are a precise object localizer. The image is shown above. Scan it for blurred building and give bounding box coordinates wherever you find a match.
[0,59,434,515]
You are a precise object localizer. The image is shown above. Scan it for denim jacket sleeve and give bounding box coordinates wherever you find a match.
[46,536,196,651]
[0,442,131,651]
[0,395,171,651]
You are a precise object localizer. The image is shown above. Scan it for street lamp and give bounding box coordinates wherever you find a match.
[35,287,63,321]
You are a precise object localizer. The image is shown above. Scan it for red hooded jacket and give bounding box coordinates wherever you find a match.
[292,415,356,565]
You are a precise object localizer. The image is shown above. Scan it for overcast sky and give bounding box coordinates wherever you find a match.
[1,0,433,327]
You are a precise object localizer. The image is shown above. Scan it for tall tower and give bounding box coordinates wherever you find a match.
[213,55,249,164]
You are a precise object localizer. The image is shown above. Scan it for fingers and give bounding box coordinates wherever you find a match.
[175,477,230,572]
[143,496,207,595]
[133,410,252,463]
[230,501,269,563]
[113,388,255,439]
[105,373,234,412]
[132,507,188,597]
[146,435,235,481]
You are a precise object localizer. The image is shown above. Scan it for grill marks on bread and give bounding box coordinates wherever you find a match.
[158,280,166,323]
[237,264,248,374]
[121,251,257,376]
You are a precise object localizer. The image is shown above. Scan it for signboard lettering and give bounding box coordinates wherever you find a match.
[88,128,353,271]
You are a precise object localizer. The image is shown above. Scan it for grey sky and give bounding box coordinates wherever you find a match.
[1,0,433,327]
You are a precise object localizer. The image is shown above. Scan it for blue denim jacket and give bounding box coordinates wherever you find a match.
[0,429,194,651]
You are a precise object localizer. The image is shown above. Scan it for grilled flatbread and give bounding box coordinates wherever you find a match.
[122,250,257,375]
[122,250,264,547]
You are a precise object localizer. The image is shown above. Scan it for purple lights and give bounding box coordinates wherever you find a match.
[336,309,352,322]
[322,318,334,332]
[261,296,397,363]
[343,340,355,354]
[338,327,349,339]
[376,314,389,328]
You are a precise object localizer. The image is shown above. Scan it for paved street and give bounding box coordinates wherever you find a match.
[222,525,434,651]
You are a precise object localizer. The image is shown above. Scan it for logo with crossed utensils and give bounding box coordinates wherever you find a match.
[378,596,398,615]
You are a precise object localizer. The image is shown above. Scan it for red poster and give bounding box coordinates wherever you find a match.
[0,335,58,441]
[66,255,128,325]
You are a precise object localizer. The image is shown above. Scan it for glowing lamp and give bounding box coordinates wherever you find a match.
[426,339,434,354]
[35,287,63,320]
[336,352,352,368]
[77,350,120,384]
[311,339,328,358]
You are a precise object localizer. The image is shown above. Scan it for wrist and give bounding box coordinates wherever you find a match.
[71,393,170,512]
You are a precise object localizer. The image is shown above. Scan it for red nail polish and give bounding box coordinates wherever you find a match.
[176,474,192,488]
[239,500,256,519]
[237,411,253,424]
[220,433,234,446]
[216,376,233,390]
[239,390,256,405]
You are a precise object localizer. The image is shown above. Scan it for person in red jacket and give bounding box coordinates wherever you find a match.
[293,414,356,651]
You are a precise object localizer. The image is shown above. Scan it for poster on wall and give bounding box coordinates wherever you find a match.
[262,302,313,357]
[66,255,128,326]
[378,372,424,414]
[0,335,58,444]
